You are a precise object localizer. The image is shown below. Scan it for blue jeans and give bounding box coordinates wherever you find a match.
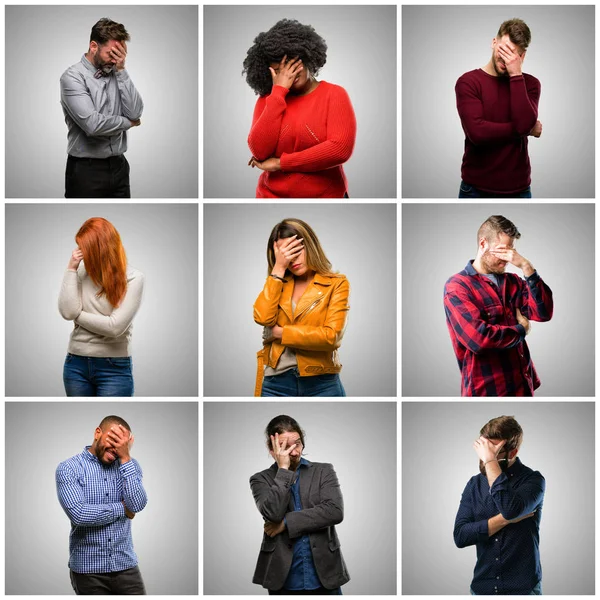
[63,353,134,397]
[261,368,346,397]
[459,180,532,198]
[269,587,342,595]
[470,581,542,595]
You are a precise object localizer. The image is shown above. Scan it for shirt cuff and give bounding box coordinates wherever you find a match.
[274,467,295,487]
[116,69,130,81]
[476,518,489,543]
[114,502,126,519]
[525,270,540,285]
[119,460,137,478]
[270,85,290,99]
[515,323,527,338]
[509,74,525,82]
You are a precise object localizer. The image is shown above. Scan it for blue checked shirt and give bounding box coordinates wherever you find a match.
[56,446,148,574]
[454,458,545,594]
[283,458,321,590]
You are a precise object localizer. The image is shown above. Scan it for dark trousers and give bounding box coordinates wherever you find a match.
[269,587,342,595]
[65,154,131,198]
[70,566,146,595]
[458,180,532,198]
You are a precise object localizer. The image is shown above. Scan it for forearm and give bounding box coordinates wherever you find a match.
[509,76,538,135]
[251,469,295,522]
[488,513,509,536]
[120,462,147,513]
[254,276,285,327]
[280,139,354,172]
[285,501,343,538]
[58,270,82,320]
[489,475,544,520]
[248,86,288,160]
[281,324,344,351]
[453,517,489,547]
[76,311,129,337]
[485,460,502,488]
[63,501,125,527]
[116,70,144,120]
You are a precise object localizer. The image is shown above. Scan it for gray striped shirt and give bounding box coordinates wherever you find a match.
[60,55,143,158]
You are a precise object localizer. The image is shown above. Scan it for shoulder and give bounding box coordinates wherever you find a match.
[129,457,144,473]
[456,69,481,87]
[444,271,470,294]
[56,454,81,476]
[320,81,352,101]
[60,62,85,84]
[127,266,145,286]
[523,72,541,90]
[250,464,277,484]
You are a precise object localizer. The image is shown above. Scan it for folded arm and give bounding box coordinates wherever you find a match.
[248,86,289,161]
[453,483,489,548]
[60,70,132,137]
[120,459,148,513]
[444,282,525,353]
[285,465,344,538]
[250,468,295,523]
[509,75,540,136]
[75,273,144,337]
[456,79,516,145]
[56,464,125,526]
[517,271,553,322]
[58,269,82,321]
[281,279,350,351]
[279,87,356,172]
[116,70,144,121]
[489,472,545,521]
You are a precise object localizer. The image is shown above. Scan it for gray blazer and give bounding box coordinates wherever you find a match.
[250,460,350,591]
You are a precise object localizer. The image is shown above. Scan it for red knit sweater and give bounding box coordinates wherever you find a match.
[248,81,356,198]
[456,69,540,194]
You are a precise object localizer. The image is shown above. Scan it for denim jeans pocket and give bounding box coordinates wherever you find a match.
[460,181,474,193]
[106,357,132,368]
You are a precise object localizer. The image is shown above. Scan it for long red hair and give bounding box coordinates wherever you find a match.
[76,218,127,307]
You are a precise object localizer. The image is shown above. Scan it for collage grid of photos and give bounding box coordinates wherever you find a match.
[2,2,597,597]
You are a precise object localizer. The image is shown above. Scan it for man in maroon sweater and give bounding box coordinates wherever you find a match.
[456,19,542,198]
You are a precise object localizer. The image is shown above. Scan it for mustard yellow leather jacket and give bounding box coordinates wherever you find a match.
[253,273,350,396]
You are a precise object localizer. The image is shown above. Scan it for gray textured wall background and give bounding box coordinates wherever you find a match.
[5,402,198,595]
[402,203,595,396]
[402,5,595,198]
[204,401,397,595]
[402,402,595,595]
[203,203,397,397]
[6,204,198,397]
[203,5,397,198]
[6,5,198,198]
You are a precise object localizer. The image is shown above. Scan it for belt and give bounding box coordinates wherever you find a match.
[68,154,124,162]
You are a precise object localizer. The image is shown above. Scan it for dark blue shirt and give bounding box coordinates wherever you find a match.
[283,458,321,590]
[454,458,545,595]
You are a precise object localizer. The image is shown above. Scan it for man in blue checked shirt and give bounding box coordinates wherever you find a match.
[56,415,148,594]
[454,416,545,595]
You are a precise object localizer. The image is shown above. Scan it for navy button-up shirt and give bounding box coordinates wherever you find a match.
[283,458,321,590]
[454,458,545,595]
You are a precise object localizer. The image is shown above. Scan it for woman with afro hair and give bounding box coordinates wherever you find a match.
[244,19,356,198]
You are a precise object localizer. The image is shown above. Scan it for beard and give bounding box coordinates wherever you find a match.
[288,455,301,471]
[481,250,507,275]
[491,51,509,78]
[94,441,118,464]
[91,52,114,74]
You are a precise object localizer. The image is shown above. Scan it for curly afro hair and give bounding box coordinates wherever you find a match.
[243,19,327,96]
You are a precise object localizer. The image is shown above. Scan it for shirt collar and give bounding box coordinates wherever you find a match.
[298,457,311,469]
[82,445,99,462]
[465,260,478,277]
[81,54,97,74]
[506,456,525,475]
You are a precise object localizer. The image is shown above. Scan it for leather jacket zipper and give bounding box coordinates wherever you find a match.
[294,296,323,322]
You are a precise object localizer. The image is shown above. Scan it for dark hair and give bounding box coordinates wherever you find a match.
[480,415,523,453]
[90,18,130,46]
[477,215,521,245]
[243,19,327,96]
[265,415,305,451]
[99,415,132,432]
[497,18,531,51]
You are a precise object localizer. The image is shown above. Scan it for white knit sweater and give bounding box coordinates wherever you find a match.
[58,263,145,357]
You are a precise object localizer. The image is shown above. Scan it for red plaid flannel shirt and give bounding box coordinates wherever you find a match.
[444,261,553,396]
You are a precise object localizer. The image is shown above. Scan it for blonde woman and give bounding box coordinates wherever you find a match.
[253,219,350,396]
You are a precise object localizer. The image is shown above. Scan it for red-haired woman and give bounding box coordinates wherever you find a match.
[58,217,144,396]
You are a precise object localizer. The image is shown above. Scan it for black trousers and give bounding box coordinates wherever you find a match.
[65,154,131,198]
[269,587,342,595]
[69,566,146,595]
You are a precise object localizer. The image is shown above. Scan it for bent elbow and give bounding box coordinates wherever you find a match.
[253,307,277,327]
[59,307,79,321]
[453,528,469,548]
[247,137,271,162]
[330,504,344,525]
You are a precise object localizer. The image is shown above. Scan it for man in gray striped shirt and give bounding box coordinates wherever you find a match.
[60,18,143,198]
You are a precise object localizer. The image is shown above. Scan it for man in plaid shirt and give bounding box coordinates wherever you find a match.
[444,216,553,396]
[56,415,148,594]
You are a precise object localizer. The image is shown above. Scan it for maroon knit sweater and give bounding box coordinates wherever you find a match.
[248,81,356,198]
[455,69,541,194]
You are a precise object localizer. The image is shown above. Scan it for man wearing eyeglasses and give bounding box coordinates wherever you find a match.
[250,415,350,594]
[454,416,545,595]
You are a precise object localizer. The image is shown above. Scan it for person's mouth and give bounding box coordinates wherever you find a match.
[292,263,302,269]
[104,449,116,461]
[294,77,300,84]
